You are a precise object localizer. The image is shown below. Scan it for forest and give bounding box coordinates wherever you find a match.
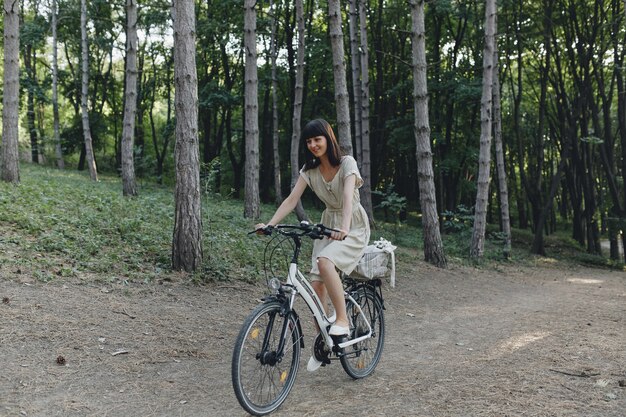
[2,0,626,271]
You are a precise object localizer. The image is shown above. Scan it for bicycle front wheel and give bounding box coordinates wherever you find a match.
[340,286,385,379]
[231,301,301,416]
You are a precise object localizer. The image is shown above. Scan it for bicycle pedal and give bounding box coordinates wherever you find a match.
[331,334,349,353]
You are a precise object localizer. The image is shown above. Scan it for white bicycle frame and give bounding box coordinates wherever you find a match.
[282,262,373,350]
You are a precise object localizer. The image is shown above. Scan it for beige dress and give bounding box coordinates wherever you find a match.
[300,155,371,281]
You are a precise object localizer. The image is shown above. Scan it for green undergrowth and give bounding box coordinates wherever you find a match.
[0,166,174,282]
[0,164,620,286]
[0,165,296,284]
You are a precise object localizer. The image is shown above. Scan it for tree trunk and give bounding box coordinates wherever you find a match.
[1,0,20,183]
[533,156,567,256]
[51,0,64,169]
[226,109,243,197]
[348,0,362,161]
[410,0,447,268]
[510,0,527,229]
[260,82,272,202]
[24,43,38,163]
[491,34,511,257]
[243,0,260,219]
[470,0,496,258]
[358,0,374,224]
[372,0,384,189]
[80,0,98,181]
[616,1,626,260]
[328,0,352,155]
[172,0,203,272]
[121,0,138,196]
[270,0,282,205]
[290,0,308,221]
[135,48,145,160]
[528,0,553,234]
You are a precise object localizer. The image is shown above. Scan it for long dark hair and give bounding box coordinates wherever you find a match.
[301,119,343,171]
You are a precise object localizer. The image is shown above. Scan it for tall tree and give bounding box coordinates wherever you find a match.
[51,0,64,169]
[615,0,626,259]
[1,0,20,183]
[22,0,40,164]
[470,0,496,258]
[358,0,374,222]
[526,0,553,240]
[121,0,138,196]
[290,0,308,221]
[348,0,362,160]
[491,41,511,257]
[80,0,99,181]
[172,0,202,272]
[508,0,528,229]
[269,0,282,205]
[243,0,260,219]
[328,0,352,154]
[410,0,447,267]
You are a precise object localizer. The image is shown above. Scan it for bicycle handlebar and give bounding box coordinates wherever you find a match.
[249,221,342,240]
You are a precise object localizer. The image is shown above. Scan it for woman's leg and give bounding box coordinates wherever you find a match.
[311,281,329,315]
[316,257,348,329]
[311,280,329,333]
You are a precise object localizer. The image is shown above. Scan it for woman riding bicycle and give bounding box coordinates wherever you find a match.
[255,119,371,368]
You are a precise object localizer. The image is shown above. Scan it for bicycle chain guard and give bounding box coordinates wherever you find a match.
[312,333,332,366]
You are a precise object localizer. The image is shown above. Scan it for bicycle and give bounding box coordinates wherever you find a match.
[231,221,386,416]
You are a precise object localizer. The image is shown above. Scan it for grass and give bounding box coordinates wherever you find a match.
[0,164,622,285]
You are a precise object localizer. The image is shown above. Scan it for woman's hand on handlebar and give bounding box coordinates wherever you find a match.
[329,228,348,241]
[253,223,273,235]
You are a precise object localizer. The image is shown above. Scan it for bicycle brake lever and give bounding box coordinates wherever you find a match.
[249,226,273,236]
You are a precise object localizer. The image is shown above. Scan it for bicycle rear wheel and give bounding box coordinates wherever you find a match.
[231,301,301,416]
[340,286,385,379]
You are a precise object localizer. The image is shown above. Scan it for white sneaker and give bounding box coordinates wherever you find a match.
[307,355,323,372]
[328,323,350,336]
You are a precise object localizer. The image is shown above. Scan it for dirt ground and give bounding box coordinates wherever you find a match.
[1,252,625,417]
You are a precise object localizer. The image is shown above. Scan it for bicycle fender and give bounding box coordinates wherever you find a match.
[260,295,305,349]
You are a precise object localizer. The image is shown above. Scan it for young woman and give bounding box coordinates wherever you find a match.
[255,119,370,370]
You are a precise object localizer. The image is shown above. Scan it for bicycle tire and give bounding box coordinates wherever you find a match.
[231,301,301,416]
[340,286,385,379]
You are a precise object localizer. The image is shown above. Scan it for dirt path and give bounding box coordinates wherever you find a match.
[1,258,625,416]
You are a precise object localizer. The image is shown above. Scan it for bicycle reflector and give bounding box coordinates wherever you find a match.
[268,277,282,292]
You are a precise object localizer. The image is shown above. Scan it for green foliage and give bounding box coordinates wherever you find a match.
[429,0,455,15]
[386,115,415,153]
[441,204,474,233]
[21,13,48,49]
[375,220,421,249]
[372,184,407,222]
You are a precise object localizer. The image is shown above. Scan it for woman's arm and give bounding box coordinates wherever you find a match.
[256,175,308,229]
[332,173,357,240]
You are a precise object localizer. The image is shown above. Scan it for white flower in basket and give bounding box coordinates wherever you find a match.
[349,238,397,287]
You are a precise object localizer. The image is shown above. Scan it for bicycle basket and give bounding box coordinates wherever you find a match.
[350,238,397,284]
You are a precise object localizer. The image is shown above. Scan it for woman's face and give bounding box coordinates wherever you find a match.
[306,135,327,158]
